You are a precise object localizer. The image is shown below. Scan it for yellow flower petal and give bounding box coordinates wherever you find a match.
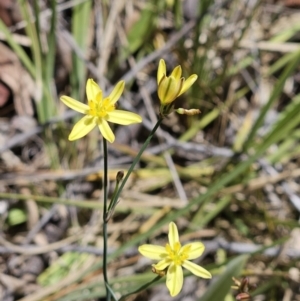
[98,119,115,143]
[157,59,166,85]
[182,260,212,279]
[156,59,198,110]
[86,79,102,101]
[153,258,172,270]
[108,80,125,104]
[106,110,142,125]
[166,263,183,297]
[183,242,205,260]
[170,65,182,80]
[168,222,179,249]
[138,245,168,260]
[69,115,96,141]
[158,76,183,105]
[60,96,89,114]
[178,74,198,96]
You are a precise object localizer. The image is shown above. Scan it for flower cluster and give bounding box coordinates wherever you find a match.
[139,222,211,297]
[60,61,205,298]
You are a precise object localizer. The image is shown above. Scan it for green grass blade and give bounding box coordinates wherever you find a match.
[45,0,57,84]
[71,0,92,99]
[244,50,300,151]
[270,24,300,42]
[0,19,35,77]
[19,0,48,122]
[199,255,249,301]
[126,3,158,55]
[267,51,299,76]
[256,94,300,153]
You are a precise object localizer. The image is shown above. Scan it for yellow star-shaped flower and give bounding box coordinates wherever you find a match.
[138,222,212,297]
[157,59,198,105]
[60,79,142,143]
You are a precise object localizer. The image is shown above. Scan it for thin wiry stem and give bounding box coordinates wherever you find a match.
[109,118,163,210]
[102,138,111,301]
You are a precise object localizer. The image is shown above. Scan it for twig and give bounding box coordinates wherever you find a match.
[0,232,81,255]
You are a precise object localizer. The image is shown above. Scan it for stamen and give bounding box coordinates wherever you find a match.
[88,97,115,118]
[165,242,190,266]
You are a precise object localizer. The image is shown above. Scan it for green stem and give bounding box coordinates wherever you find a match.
[102,138,111,301]
[109,118,163,210]
[119,275,161,301]
[106,282,118,301]
[101,117,162,300]
[107,178,120,216]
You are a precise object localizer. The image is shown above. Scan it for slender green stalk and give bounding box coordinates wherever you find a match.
[109,118,163,210]
[101,118,163,300]
[102,138,111,301]
[106,173,122,221]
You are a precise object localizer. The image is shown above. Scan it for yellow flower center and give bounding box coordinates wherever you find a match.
[165,242,190,266]
[88,94,115,118]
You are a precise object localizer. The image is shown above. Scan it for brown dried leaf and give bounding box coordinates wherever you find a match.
[285,0,300,7]
[0,0,22,27]
[0,42,35,116]
[0,81,10,107]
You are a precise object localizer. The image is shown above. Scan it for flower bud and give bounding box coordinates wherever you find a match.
[116,170,124,183]
[176,108,201,115]
[156,59,198,114]
[151,265,166,277]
